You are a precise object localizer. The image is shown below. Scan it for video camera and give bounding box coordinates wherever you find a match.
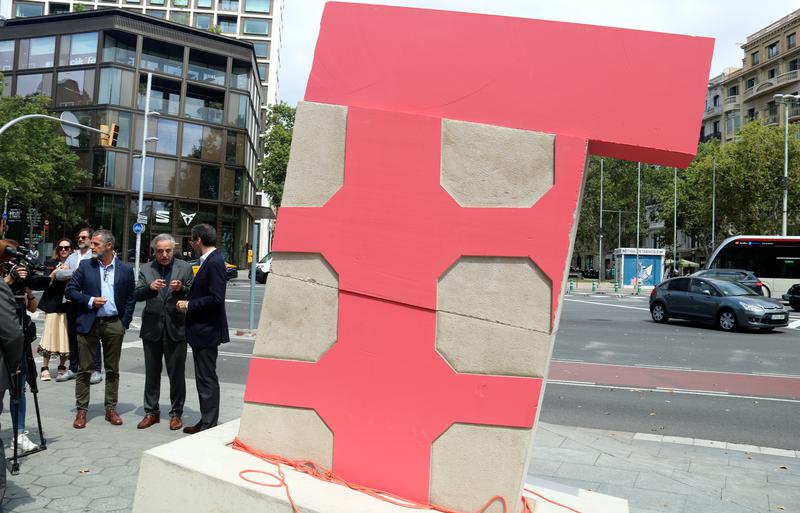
[0,240,47,291]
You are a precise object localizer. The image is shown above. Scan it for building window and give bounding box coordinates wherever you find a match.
[18,36,56,70]
[244,0,268,13]
[188,49,226,86]
[745,77,756,89]
[713,120,720,134]
[148,0,165,5]
[768,68,776,79]
[712,94,720,107]
[102,31,136,66]
[135,115,179,156]
[132,157,177,194]
[141,38,183,77]
[767,42,779,59]
[726,111,741,134]
[253,42,268,58]
[15,72,52,97]
[196,0,212,7]
[752,51,760,65]
[97,110,132,149]
[222,167,242,202]
[98,68,134,107]
[49,3,70,14]
[15,2,44,17]
[179,163,220,199]
[231,61,249,90]
[218,16,237,33]
[789,33,797,50]
[59,32,98,66]
[218,0,238,10]
[170,11,191,25]
[0,41,15,71]
[89,195,125,248]
[172,0,188,6]
[138,74,181,116]
[225,130,244,165]
[227,92,248,128]
[185,84,225,124]
[194,13,212,29]
[727,85,738,97]
[182,122,223,162]
[256,63,266,82]
[746,108,756,122]
[2,76,11,96]
[93,150,129,189]
[56,69,95,106]
[145,9,166,18]
[242,18,269,35]
[790,59,799,72]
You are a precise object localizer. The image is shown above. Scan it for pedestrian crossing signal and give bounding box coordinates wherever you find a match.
[99,123,120,147]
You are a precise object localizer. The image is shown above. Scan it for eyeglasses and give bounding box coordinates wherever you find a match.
[58,246,71,251]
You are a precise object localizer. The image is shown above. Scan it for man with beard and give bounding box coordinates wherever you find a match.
[65,230,136,429]
[55,228,103,384]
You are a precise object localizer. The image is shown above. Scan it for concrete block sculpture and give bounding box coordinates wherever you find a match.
[240,3,713,512]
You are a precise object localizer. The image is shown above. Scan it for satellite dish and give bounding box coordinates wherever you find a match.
[59,111,81,138]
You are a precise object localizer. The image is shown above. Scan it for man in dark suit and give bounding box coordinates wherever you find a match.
[0,271,23,501]
[134,234,194,431]
[65,229,136,429]
[176,223,228,434]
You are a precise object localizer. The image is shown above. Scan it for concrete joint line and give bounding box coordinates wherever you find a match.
[271,272,340,290]
[437,308,550,335]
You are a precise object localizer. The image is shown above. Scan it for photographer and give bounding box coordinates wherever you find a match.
[0,265,24,502]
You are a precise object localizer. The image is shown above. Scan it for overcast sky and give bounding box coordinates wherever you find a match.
[277,0,798,105]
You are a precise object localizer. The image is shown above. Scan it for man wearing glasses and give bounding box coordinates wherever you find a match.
[54,228,103,384]
[65,230,136,429]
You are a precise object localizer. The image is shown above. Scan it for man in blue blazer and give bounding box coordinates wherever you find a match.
[176,223,228,434]
[65,230,136,429]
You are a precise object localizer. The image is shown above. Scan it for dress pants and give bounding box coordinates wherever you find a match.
[75,317,123,411]
[142,334,187,418]
[192,346,219,429]
[66,302,102,374]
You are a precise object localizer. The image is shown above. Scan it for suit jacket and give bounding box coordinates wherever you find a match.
[135,258,194,343]
[186,249,229,349]
[0,280,23,393]
[65,256,136,334]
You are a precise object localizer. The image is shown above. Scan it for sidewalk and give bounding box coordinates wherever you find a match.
[3,370,797,512]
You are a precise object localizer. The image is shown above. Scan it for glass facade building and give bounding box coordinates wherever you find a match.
[0,9,263,265]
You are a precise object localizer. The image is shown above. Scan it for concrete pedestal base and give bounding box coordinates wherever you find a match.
[132,420,629,513]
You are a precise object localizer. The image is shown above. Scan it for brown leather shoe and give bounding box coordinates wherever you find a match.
[137,414,160,429]
[182,423,203,435]
[73,410,87,429]
[169,416,183,431]
[105,409,123,426]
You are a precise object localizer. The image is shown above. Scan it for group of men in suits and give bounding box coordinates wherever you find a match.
[64,224,228,433]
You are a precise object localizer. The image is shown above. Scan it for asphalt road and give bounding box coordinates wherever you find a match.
[40,278,800,450]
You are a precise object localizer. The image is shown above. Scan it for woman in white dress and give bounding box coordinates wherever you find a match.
[37,239,72,380]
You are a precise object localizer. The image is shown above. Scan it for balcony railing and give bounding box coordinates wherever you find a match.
[777,70,799,84]
[704,105,722,118]
[724,95,739,104]
[700,131,721,143]
[766,114,779,125]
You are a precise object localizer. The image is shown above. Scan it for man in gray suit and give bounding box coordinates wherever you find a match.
[134,234,193,431]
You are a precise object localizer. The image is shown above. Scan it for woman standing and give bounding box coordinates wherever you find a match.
[37,239,72,381]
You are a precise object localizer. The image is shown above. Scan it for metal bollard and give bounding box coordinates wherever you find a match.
[636,282,641,296]
[592,280,597,292]
[614,281,619,293]
[569,278,574,292]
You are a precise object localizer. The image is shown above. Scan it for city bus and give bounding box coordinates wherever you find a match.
[705,235,800,299]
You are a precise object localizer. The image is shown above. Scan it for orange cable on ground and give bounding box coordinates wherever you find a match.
[232,437,581,513]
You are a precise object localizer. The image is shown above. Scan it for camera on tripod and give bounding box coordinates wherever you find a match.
[0,240,47,292]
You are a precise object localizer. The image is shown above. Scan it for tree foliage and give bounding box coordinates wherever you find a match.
[0,93,87,226]
[578,120,800,262]
[258,102,295,208]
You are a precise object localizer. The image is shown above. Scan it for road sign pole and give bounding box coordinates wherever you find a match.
[134,73,153,279]
[248,221,259,330]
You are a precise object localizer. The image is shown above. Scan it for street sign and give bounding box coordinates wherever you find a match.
[137,213,148,224]
[132,223,144,234]
[59,111,81,138]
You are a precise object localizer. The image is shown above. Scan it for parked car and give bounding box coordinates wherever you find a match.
[649,276,789,332]
[691,268,769,297]
[248,253,272,284]
[782,283,800,311]
[188,259,239,281]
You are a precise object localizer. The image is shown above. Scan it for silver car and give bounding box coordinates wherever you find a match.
[649,277,789,332]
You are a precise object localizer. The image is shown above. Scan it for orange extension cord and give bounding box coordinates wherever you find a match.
[232,437,582,513]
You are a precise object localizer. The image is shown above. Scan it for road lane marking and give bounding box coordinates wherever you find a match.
[633,432,798,458]
[552,358,800,380]
[546,380,800,404]
[564,298,649,311]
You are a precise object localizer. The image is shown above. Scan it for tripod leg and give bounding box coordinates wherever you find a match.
[31,390,45,450]
[8,375,20,474]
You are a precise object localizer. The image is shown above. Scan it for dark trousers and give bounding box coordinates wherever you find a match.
[142,334,187,418]
[192,346,219,429]
[75,318,124,411]
[66,302,102,374]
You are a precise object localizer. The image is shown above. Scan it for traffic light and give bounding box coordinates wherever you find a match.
[99,123,120,147]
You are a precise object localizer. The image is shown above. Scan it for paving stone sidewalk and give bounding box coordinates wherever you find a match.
[1,370,796,512]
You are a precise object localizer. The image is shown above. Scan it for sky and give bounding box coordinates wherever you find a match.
[277,0,798,105]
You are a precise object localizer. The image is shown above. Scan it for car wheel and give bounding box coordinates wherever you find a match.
[717,309,737,331]
[791,301,800,312]
[650,303,668,323]
[761,284,771,297]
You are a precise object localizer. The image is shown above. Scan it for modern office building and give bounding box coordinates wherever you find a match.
[1,0,282,114]
[0,9,263,265]
[701,9,800,143]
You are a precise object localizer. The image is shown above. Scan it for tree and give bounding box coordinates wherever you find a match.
[258,102,295,207]
[0,93,88,227]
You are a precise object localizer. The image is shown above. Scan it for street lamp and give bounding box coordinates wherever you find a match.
[773,93,800,236]
[134,73,159,279]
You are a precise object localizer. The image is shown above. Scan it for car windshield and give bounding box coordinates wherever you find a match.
[259,254,271,263]
[714,280,758,297]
